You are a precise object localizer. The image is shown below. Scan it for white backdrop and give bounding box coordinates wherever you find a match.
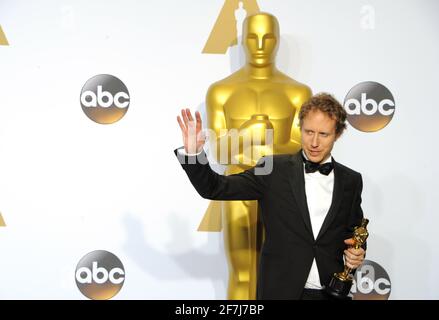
[0,0,438,299]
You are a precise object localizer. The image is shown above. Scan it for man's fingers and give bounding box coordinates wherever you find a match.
[177,116,187,134]
[344,250,364,262]
[346,259,361,269]
[344,237,365,269]
[181,109,189,126]
[345,255,361,269]
[186,108,194,122]
[344,250,360,261]
[195,111,202,131]
[347,248,364,256]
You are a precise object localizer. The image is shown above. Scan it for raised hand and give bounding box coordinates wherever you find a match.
[177,108,206,154]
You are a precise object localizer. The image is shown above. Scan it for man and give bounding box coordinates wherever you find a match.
[175,93,366,300]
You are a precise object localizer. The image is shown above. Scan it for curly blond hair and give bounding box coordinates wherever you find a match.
[299,93,347,135]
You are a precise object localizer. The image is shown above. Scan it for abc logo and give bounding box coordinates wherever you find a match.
[75,250,125,300]
[80,74,130,124]
[350,260,391,300]
[344,81,395,132]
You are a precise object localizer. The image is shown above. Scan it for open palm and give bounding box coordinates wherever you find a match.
[177,108,205,154]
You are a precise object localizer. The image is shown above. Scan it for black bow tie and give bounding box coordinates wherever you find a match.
[302,154,334,175]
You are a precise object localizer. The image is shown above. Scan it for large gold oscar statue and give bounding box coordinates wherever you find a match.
[203,13,312,299]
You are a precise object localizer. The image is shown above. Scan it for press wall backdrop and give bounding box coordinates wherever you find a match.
[0,0,438,299]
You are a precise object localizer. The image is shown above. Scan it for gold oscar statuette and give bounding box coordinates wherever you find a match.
[201,12,312,299]
[325,218,369,299]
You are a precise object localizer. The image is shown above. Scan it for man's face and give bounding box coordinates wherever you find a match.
[243,14,279,67]
[301,110,339,163]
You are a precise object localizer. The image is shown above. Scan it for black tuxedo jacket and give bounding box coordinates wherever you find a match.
[175,148,364,300]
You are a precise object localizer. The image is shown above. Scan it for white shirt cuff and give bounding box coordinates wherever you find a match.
[177,147,203,157]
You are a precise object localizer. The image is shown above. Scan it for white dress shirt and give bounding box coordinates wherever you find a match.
[302,151,334,289]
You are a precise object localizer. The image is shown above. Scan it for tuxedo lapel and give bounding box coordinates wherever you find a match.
[288,153,314,237]
[315,160,345,241]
